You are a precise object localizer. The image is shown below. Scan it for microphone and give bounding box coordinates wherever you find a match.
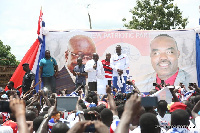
[94,61,97,70]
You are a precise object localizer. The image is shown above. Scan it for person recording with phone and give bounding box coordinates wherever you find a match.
[152,80,166,90]
[191,83,200,95]
[5,81,20,98]
[126,80,141,94]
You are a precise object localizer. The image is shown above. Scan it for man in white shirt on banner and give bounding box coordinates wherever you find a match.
[110,45,129,93]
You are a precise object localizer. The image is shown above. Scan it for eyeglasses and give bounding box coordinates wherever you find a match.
[67,50,92,60]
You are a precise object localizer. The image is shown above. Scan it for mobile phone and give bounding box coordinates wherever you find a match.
[167,86,175,89]
[126,81,131,85]
[56,96,78,111]
[141,97,158,107]
[153,83,157,86]
[81,85,85,88]
[189,83,194,86]
[0,101,11,113]
[84,124,96,132]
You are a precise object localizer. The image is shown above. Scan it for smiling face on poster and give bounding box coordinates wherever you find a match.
[150,35,180,80]
[65,35,96,73]
[45,30,197,92]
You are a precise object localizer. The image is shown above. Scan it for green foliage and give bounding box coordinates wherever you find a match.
[123,0,188,30]
[0,40,19,65]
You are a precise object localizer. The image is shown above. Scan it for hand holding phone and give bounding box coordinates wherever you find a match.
[126,79,135,85]
[92,120,109,133]
[161,80,165,87]
[84,124,95,132]
[153,83,157,86]
[0,101,11,113]
[189,83,194,87]
[68,121,95,133]
[141,97,158,107]
[167,86,175,93]
[126,81,132,85]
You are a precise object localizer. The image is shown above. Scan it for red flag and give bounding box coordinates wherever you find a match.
[5,39,40,93]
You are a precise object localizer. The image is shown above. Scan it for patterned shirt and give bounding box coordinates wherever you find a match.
[110,54,129,77]
[101,59,112,80]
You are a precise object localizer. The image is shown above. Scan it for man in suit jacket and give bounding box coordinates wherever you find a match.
[138,34,191,92]
[56,35,96,93]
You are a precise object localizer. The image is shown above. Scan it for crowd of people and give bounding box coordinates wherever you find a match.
[0,34,200,133]
[0,81,200,133]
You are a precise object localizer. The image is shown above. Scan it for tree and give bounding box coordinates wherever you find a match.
[0,40,19,65]
[122,0,188,30]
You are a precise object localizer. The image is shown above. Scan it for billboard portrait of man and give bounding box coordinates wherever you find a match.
[140,34,191,92]
[65,35,96,73]
[56,35,96,93]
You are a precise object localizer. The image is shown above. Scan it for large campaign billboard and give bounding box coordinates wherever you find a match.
[45,29,197,93]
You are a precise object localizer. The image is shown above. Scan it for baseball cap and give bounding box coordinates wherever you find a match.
[22,63,29,66]
[169,102,187,112]
[3,120,18,133]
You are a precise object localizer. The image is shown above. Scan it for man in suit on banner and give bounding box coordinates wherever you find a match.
[56,35,96,93]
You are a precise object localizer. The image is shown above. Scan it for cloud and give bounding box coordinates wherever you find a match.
[1,29,37,60]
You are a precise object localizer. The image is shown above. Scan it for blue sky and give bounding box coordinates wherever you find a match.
[0,0,199,60]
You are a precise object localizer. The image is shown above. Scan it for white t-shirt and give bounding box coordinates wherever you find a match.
[110,54,129,77]
[85,60,105,82]
[166,128,194,133]
[157,114,171,130]
[0,126,13,133]
[129,126,166,133]
[195,116,200,132]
